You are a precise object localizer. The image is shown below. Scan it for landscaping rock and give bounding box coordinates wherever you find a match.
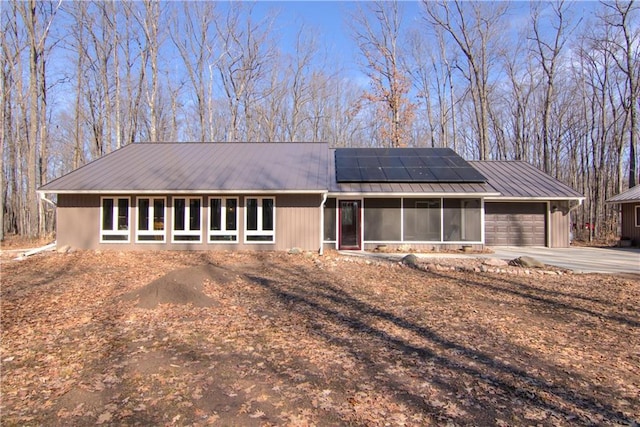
[483,258,508,267]
[401,254,418,268]
[288,247,302,255]
[509,256,545,268]
[57,245,71,254]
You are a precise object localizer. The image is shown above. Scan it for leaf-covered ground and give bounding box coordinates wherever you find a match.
[1,250,638,426]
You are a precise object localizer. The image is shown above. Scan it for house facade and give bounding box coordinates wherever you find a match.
[606,184,640,245]
[39,142,584,252]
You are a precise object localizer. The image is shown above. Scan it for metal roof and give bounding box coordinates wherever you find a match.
[329,149,498,196]
[40,144,584,200]
[606,184,640,203]
[469,161,583,199]
[39,142,329,193]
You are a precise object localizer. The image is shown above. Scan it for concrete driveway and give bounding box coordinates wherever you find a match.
[482,246,640,274]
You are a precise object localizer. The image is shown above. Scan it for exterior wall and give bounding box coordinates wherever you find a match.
[57,193,321,251]
[58,194,101,249]
[621,202,640,244]
[549,201,571,248]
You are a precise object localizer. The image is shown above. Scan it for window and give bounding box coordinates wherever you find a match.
[403,199,441,241]
[136,197,166,242]
[172,197,202,242]
[443,198,481,242]
[364,198,401,241]
[245,197,275,243]
[324,198,337,241]
[101,197,130,242]
[635,205,640,227]
[209,197,238,242]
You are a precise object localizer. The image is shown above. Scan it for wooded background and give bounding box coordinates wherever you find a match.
[1,0,638,242]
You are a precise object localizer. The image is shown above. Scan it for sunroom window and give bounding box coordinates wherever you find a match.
[403,198,441,241]
[137,197,166,242]
[209,197,238,242]
[172,197,202,242]
[443,198,481,242]
[101,197,130,243]
[245,197,275,243]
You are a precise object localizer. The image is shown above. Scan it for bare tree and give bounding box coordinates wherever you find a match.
[531,0,579,174]
[215,3,276,142]
[351,1,415,148]
[423,0,508,159]
[170,2,216,142]
[600,0,639,187]
[15,0,60,237]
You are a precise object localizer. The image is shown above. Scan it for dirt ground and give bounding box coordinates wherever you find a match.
[1,250,639,426]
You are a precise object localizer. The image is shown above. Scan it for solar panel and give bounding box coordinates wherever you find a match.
[334,147,487,183]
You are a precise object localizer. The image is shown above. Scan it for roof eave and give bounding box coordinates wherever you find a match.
[605,198,640,204]
[327,191,501,197]
[484,196,585,201]
[37,189,327,195]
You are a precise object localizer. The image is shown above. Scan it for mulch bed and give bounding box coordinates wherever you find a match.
[1,250,638,426]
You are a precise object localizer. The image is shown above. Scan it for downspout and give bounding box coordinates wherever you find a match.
[568,198,584,212]
[39,192,57,208]
[319,192,328,255]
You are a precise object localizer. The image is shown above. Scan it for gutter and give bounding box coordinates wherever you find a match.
[36,189,328,195]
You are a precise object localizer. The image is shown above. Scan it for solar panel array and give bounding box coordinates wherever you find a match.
[335,147,487,183]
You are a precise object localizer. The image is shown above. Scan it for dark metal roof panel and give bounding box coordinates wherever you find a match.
[469,161,583,199]
[40,142,329,192]
[606,184,640,203]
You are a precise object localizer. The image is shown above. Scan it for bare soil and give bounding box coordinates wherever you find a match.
[1,250,638,426]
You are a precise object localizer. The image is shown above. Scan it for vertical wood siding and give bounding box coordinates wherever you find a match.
[56,193,321,251]
[274,194,321,251]
[621,203,640,243]
[57,194,101,249]
[549,207,570,248]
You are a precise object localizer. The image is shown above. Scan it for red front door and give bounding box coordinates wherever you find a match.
[339,200,361,250]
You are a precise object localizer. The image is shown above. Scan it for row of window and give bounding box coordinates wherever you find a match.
[101,196,275,244]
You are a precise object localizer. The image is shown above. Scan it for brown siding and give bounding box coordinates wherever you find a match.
[57,194,101,249]
[274,194,321,251]
[621,203,640,244]
[549,202,571,248]
[56,193,322,251]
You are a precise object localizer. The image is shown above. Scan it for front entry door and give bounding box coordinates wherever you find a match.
[339,200,361,250]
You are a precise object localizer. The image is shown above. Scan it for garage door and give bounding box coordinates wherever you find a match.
[485,202,546,246]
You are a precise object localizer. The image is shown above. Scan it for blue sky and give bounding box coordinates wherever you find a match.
[248,1,424,79]
[245,1,600,79]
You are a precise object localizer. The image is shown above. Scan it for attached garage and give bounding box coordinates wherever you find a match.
[485,202,546,246]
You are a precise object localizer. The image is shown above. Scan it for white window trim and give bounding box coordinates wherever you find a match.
[244,197,276,244]
[100,196,131,243]
[635,205,640,228]
[208,197,239,243]
[171,197,203,243]
[136,197,167,243]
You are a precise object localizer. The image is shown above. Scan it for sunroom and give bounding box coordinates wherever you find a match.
[325,147,499,251]
[323,196,487,251]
